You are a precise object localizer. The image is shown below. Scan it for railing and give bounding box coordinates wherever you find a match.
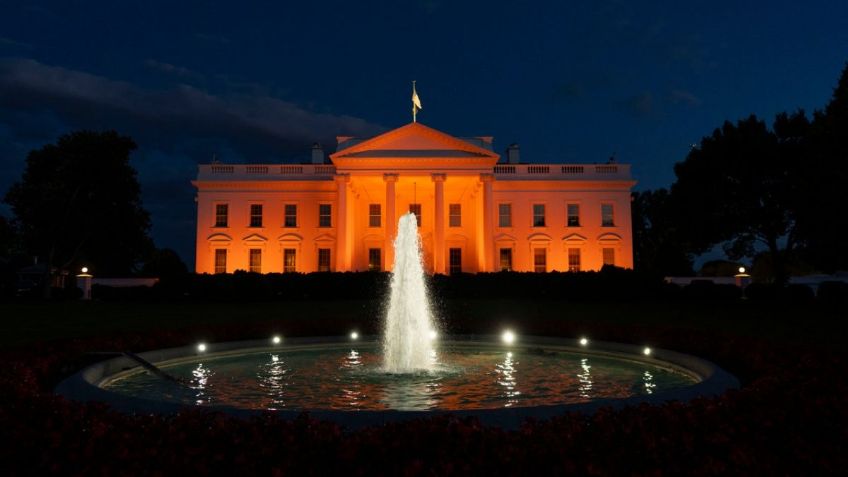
[493,164,630,180]
[199,164,337,180]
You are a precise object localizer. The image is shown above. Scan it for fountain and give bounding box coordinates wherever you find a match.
[382,212,438,373]
[57,214,739,428]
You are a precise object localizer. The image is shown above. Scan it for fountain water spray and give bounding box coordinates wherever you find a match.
[382,212,438,373]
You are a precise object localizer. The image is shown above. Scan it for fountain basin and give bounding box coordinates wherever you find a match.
[56,336,738,429]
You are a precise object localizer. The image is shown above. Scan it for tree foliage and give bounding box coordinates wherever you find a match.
[4,131,153,280]
[631,189,694,277]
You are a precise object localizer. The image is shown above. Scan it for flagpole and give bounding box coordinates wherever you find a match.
[412,80,417,123]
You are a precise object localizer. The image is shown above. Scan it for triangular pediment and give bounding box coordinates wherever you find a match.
[331,122,500,161]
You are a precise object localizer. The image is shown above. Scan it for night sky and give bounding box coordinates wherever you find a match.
[1,1,847,266]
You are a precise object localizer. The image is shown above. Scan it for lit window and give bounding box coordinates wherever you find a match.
[449,248,462,274]
[369,204,381,227]
[449,204,461,227]
[214,204,228,227]
[567,204,580,227]
[601,204,615,227]
[499,248,513,271]
[568,248,581,272]
[319,204,332,227]
[602,248,615,266]
[498,204,512,227]
[533,204,546,227]
[317,248,331,272]
[534,248,547,272]
[283,248,296,273]
[368,248,382,271]
[284,204,297,228]
[214,249,227,274]
[250,204,263,228]
[409,204,421,226]
[249,249,262,273]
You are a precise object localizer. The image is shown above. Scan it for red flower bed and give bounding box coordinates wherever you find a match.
[1,320,846,475]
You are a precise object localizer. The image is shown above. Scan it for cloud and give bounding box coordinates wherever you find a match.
[669,89,702,107]
[0,58,384,159]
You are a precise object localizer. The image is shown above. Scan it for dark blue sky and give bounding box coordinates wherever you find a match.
[1,1,847,266]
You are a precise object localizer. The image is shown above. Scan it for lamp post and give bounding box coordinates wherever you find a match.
[76,267,93,300]
[734,266,751,289]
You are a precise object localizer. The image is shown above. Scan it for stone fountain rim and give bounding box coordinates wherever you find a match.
[55,335,740,430]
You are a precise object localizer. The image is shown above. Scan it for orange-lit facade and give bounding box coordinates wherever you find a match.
[193,122,636,274]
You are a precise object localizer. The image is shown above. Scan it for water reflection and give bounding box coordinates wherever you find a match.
[190,363,213,405]
[259,353,289,409]
[381,376,440,411]
[496,352,520,407]
[643,370,656,394]
[577,358,593,399]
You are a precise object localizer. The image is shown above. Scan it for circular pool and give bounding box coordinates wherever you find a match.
[57,336,738,428]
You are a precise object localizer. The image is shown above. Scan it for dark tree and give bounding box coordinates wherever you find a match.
[797,63,848,272]
[671,114,808,284]
[4,131,153,294]
[631,189,694,277]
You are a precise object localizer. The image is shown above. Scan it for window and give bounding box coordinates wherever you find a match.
[498,204,512,227]
[284,204,297,228]
[499,248,513,272]
[317,248,331,272]
[409,204,421,226]
[534,248,547,273]
[368,248,382,271]
[568,248,581,272]
[601,204,615,227]
[369,204,381,227]
[602,248,615,266]
[214,204,228,227]
[249,249,262,273]
[449,204,461,227]
[533,204,546,227]
[283,248,296,273]
[567,203,580,227]
[319,204,332,227]
[250,204,263,228]
[214,249,227,274]
[449,248,462,274]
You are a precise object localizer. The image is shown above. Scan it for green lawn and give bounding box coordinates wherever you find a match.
[0,298,842,350]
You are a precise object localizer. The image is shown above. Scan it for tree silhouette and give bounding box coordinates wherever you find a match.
[631,189,694,277]
[671,114,808,283]
[4,131,153,295]
[797,63,848,272]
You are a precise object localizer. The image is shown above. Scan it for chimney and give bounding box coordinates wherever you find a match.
[506,143,520,164]
[311,143,324,164]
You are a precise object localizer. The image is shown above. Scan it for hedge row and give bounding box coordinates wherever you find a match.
[81,270,848,305]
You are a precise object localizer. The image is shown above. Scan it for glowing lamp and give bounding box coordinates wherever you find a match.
[579,337,589,346]
[738,266,746,274]
[197,343,207,352]
[643,347,652,356]
[350,331,359,340]
[81,267,89,274]
[272,335,282,345]
[501,330,516,345]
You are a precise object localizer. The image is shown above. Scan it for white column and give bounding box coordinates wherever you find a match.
[432,173,446,274]
[384,173,398,270]
[480,173,495,272]
[335,174,350,271]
